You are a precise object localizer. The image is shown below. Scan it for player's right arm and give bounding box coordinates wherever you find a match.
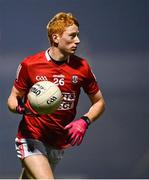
[7,86,25,113]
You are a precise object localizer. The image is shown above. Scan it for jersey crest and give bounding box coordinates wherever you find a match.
[72,75,78,84]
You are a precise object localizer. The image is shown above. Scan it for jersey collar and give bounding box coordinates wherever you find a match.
[45,48,70,64]
[45,48,51,61]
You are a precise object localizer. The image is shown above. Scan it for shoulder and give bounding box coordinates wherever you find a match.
[21,50,45,65]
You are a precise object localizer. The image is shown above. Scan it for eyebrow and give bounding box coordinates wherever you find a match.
[69,31,79,35]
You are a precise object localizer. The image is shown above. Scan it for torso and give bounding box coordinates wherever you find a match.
[14,49,99,149]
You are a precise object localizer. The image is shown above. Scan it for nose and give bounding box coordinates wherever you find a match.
[75,36,80,44]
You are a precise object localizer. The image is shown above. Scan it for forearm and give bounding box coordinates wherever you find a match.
[83,98,105,123]
[7,95,19,113]
[7,86,25,113]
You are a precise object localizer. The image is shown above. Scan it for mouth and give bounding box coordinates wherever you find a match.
[71,47,77,51]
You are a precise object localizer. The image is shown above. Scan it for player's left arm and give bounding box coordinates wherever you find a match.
[64,90,105,146]
[83,89,105,123]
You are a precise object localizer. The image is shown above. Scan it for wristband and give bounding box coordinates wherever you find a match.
[81,116,91,126]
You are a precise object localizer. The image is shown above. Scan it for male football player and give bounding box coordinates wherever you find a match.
[7,12,105,179]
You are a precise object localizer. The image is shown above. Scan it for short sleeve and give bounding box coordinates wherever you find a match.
[82,63,99,95]
[14,61,31,93]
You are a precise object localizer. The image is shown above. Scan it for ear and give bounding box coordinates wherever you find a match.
[52,33,60,44]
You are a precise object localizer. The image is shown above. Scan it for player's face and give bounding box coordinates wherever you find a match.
[57,24,80,55]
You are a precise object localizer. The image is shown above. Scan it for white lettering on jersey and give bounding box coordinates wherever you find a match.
[16,64,22,81]
[36,75,48,81]
[53,74,65,86]
[53,74,65,78]
[58,92,75,110]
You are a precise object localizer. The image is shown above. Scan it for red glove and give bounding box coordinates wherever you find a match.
[16,98,39,117]
[64,117,90,146]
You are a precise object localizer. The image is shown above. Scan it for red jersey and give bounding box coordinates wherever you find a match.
[14,49,99,149]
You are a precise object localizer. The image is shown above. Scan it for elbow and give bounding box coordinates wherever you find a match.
[101,98,106,114]
[7,96,17,113]
[7,99,13,112]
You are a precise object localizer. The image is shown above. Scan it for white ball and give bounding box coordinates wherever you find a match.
[27,81,62,114]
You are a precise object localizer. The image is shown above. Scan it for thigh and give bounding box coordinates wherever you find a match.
[15,138,54,179]
[15,138,64,178]
[19,167,33,179]
[22,154,54,179]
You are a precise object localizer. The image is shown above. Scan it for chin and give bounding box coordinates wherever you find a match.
[64,49,76,56]
[70,52,75,55]
[70,50,76,54]
[66,52,75,56]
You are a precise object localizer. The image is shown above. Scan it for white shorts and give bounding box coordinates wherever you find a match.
[15,138,64,170]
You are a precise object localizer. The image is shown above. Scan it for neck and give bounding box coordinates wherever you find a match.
[48,47,69,62]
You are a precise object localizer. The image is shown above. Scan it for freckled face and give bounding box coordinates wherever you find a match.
[57,24,80,55]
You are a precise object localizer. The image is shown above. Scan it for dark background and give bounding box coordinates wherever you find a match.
[0,0,148,178]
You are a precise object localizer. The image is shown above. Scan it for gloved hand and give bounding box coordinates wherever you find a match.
[16,98,39,117]
[64,118,89,146]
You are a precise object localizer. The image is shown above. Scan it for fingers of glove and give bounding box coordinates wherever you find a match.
[77,135,84,146]
[71,134,80,146]
[67,130,74,139]
[16,105,25,114]
[66,130,74,143]
[70,128,85,146]
[69,131,78,140]
[64,123,72,130]
[67,129,79,144]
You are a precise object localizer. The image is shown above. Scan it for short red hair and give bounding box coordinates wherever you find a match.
[47,12,79,44]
